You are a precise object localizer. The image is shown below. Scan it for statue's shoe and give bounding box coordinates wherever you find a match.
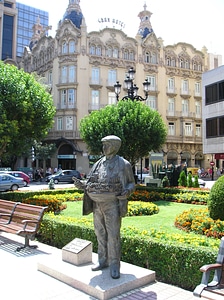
[110,263,120,279]
[91,262,108,271]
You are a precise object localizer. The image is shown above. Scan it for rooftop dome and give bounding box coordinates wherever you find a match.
[63,10,83,29]
[63,0,83,29]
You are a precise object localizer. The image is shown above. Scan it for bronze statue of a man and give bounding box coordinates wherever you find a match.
[82,135,135,279]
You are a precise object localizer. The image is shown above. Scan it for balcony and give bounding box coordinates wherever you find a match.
[194,90,202,99]
[57,79,78,87]
[166,87,177,96]
[57,102,77,110]
[166,110,179,119]
[148,85,159,96]
[181,111,195,118]
[89,78,103,89]
[180,89,191,98]
[88,103,106,112]
[47,130,81,140]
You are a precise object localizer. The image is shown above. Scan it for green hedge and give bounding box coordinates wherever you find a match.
[0,188,83,201]
[39,214,217,291]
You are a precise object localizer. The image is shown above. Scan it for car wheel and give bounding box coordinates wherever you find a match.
[54,179,59,184]
[11,184,19,191]
[23,181,28,187]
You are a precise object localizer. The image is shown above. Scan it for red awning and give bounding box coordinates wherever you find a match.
[215,154,224,159]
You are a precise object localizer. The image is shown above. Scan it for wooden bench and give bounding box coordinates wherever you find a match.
[0,199,19,224]
[193,237,224,299]
[0,200,47,251]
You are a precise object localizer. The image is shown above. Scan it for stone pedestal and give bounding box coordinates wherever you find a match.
[62,238,92,266]
[38,252,156,300]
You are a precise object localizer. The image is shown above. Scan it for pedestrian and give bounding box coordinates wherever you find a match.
[75,135,135,279]
[197,167,201,178]
[46,167,52,177]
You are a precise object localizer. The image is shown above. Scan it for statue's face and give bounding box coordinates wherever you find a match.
[102,141,117,157]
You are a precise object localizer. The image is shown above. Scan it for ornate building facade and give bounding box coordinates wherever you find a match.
[21,0,213,175]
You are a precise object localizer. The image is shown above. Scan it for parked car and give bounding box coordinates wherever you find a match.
[45,169,82,184]
[0,171,30,186]
[198,178,206,187]
[0,173,24,191]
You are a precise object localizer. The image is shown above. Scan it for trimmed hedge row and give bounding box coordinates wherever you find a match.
[0,188,83,201]
[39,214,217,291]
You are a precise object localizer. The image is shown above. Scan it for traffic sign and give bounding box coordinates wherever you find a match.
[210,161,215,166]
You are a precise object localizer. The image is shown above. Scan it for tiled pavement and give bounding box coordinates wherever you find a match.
[0,232,197,300]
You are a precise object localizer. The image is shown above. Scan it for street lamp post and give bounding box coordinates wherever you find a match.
[114,67,150,101]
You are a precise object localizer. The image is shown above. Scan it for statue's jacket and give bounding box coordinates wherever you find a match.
[83,155,135,215]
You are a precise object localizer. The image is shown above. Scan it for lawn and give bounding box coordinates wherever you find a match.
[60,200,203,236]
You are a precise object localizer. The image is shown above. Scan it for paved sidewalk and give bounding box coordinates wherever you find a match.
[0,232,196,300]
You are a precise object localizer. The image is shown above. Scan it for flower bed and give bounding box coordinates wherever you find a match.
[175,208,224,239]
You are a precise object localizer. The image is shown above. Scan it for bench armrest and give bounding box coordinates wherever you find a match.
[22,220,39,224]
[21,219,39,231]
[200,263,222,272]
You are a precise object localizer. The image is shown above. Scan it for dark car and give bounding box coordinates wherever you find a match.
[0,171,30,187]
[0,173,24,191]
[46,169,82,184]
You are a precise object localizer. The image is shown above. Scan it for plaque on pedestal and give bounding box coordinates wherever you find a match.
[62,238,92,266]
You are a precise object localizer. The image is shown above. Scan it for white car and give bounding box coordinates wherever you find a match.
[198,178,206,187]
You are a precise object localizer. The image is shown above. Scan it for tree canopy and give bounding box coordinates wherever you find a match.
[80,100,167,166]
[0,61,55,165]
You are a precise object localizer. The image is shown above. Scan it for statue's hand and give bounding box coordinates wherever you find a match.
[72,176,86,190]
[118,199,128,217]
[120,189,130,197]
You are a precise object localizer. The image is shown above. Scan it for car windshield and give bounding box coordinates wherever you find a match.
[54,170,62,175]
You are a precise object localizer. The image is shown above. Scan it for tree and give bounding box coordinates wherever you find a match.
[33,140,57,170]
[80,100,167,166]
[178,170,187,187]
[0,61,55,166]
[187,172,193,187]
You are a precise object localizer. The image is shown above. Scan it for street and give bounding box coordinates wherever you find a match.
[19,179,216,192]
[19,181,75,191]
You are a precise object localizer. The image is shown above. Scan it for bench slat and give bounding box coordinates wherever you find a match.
[0,200,19,224]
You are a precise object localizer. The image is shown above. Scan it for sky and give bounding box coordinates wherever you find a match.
[18,0,224,61]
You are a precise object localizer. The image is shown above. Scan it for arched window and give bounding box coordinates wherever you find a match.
[113,47,119,58]
[185,60,189,69]
[69,40,75,53]
[90,45,95,55]
[123,50,128,60]
[145,51,150,63]
[180,59,184,68]
[129,51,134,61]
[106,46,112,57]
[96,46,102,56]
[171,58,176,67]
[62,42,67,54]
[151,53,157,64]
[167,57,171,66]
